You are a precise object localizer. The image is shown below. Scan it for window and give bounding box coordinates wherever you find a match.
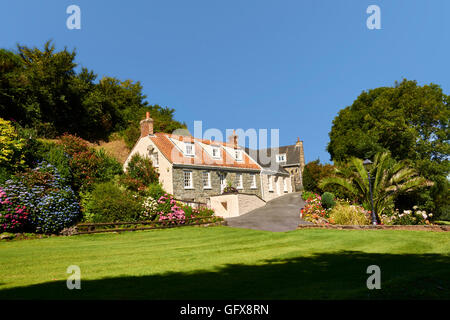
[268,175,273,192]
[185,143,195,156]
[212,146,220,158]
[276,154,286,163]
[152,152,159,167]
[284,178,288,192]
[235,149,243,161]
[236,173,243,189]
[183,170,193,189]
[250,174,257,189]
[219,173,226,192]
[202,171,211,189]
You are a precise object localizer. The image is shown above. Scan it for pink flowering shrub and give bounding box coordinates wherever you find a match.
[156,194,186,223]
[0,187,31,232]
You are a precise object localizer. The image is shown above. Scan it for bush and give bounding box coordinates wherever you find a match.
[301,191,316,201]
[59,134,123,191]
[329,203,370,225]
[0,117,25,170]
[321,192,336,209]
[42,144,72,185]
[300,193,329,224]
[1,162,80,233]
[146,183,166,200]
[380,207,432,225]
[84,182,143,223]
[155,194,185,222]
[0,187,31,232]
[125,153,159,186]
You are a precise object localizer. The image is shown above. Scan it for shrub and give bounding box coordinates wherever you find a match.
[1,162,80,233]
[0,187,31,232]
[84,182,142,223]
[146,183,166,200]
[380,207,432,225]
[42,144,72,185]
[182,205,214,219]
[329,203,370,225]
[155,194,185,223]
[125,153,159,186]
[300,193,329,224]
[59,134,123,191]
[301,191,315,201]
[0,117,24,169]
[321,192,336,209]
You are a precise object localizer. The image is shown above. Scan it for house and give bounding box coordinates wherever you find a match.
[124,113,264,203]
[249,139,305,192]
[245,147,293,202]
[123,113,297,206]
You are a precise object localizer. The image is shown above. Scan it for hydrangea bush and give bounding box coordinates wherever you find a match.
[300,193,330,224]
[156,194,186,223]
[1,162,80,234]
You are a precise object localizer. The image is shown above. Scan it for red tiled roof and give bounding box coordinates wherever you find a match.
[149,132,260,170]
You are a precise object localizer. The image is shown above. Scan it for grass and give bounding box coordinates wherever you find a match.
[0,226,449,299]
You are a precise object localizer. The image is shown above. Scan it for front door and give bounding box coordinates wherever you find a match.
[219,173,226,193]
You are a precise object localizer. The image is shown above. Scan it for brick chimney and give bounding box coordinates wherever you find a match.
[140,112,154,137]
[228,130,238,146]
[296,137,305,171]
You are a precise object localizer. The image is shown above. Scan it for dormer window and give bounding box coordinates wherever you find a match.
[235,149,243,161]
[212,146,220,158]
[276,154,286,163]
[185,142,195,156]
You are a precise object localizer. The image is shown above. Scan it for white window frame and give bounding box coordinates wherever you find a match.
[276,154,286,163]
[268,175,273,192]
[152,152,159,168]
[219,173,226,193]
[185,142,195,156]
[202,171,211,189]
[236,173,243,189]
[183,170,193,189]
[250,174,257,189]
[235,149,243,161]
[212,146,221,159]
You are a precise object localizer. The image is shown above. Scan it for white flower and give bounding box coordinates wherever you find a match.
[404,210,412,215]
[413,205,418,210]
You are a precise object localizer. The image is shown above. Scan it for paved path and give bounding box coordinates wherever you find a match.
[226,192,311,232]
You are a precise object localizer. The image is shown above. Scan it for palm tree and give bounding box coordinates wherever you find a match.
[318,152,431,219]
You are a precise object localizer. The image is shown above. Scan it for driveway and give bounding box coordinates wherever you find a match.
[225,192,311,232]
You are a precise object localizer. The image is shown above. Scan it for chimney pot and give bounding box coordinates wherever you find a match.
[140,112,154,137]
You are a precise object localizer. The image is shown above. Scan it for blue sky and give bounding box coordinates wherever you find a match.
[1,0,449,163]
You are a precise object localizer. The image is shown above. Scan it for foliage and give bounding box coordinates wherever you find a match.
[181,205,215,219]
[328,203,370,225]
[321,192,336,210]
[125,153,159,187]
[327,79,449,219]
[83,182,142,223]
[0,117,24,169]
[380,207,432,225]
[0,42,186,141]
[301,191,315,201]
[302,160,334,194]
[60,134,122,191]
[319,152,430,221]
[146,183,167,200]
[1,162,80,233]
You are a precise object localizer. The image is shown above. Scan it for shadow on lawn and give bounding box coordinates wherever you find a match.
[1,251,449,300]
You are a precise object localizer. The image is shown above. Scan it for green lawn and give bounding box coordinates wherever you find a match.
[0,226,449,299]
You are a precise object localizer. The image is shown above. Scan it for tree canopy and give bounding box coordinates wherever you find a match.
[0,41,186,141]
[327,79,449,181]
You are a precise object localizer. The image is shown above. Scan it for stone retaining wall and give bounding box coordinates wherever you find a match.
[297,224,450,232]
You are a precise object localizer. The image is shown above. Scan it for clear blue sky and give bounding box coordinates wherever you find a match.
[1,0,449,163]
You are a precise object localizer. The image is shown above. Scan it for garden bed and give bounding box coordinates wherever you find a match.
[297,224,450,232]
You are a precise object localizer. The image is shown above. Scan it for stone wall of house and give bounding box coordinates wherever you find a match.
[172,168,261,203]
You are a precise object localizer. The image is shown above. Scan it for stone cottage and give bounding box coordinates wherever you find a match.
[124,113,270,203]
